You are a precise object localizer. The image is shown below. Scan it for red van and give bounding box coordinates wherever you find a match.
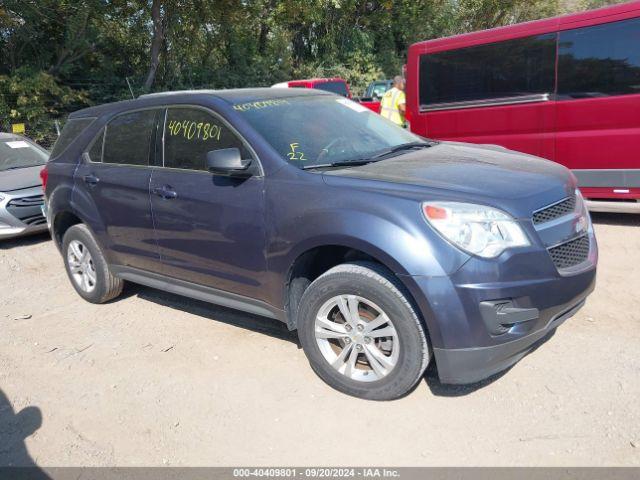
[406,1,640,213]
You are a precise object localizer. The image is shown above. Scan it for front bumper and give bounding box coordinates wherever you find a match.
[0,187,48,240]
[405,227,597,385]
[433,280,593,384]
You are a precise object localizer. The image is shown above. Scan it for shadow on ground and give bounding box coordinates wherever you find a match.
[590,212,640,227]
[0,388,49,477]
[126,283,300,346]
[0,232,51,250]
[125,281,564,399]
[423,329,557,397]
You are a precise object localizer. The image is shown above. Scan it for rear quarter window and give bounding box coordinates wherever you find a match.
[50,118,94,159]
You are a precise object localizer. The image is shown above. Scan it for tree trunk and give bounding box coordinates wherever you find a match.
[143,0,164,90]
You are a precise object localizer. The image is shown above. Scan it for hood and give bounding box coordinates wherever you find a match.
[0,165,44,192]
[324,142,574,200]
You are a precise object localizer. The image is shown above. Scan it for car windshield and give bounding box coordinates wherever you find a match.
[234,95,423,169]
[367,82,390,98]
[0,138,48,172]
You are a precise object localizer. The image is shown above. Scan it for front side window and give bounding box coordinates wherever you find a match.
[0,137,48,172]
[558,18,640,99]
[234,96,422,169]
[419,33,557,106]
[50,118,94,158]
[163,108,250,171]
[314,81,349,97]
[103,110,157,166]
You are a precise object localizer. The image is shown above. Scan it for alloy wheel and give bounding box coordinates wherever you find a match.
[314,294,400,382]
[67,240,97,293]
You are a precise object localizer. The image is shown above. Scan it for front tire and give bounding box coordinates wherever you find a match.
[298,262,430,400]
[62,224,123,304]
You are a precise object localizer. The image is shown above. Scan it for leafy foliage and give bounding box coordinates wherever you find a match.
[0,0,625,142]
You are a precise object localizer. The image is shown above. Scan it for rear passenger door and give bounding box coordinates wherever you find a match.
[149,106,267,300]
[73,109,162,272]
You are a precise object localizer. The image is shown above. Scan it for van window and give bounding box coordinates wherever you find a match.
[558,18,640,99]
[103,110,156,166]
[314,81,349,97]
[163,108,250,171]
[419,33,556,107]
[50,118,94,158]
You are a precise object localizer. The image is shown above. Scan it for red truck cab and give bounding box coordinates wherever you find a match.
[272,78,383,113]
[406,1,640,213]
[272,78,352,98]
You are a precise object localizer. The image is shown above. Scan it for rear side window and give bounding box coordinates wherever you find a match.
[314,81,349,97]
[419,33,556,106]
[558,18,640,99]
[103,110,156,166]
[162,108,250,171]
[50,118,94,158]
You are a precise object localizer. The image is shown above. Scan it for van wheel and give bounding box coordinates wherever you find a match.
[62,224,123,304]
[297,262,430,401]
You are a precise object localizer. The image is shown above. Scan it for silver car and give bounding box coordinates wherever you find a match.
[0,133,49,240]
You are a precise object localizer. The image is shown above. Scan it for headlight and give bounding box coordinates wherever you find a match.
[574,188,592,232]
[422,202,530,258]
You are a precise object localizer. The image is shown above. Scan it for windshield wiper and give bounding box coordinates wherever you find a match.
[300,141,437,171]
[300,159,376,170]
[369,141,435,161]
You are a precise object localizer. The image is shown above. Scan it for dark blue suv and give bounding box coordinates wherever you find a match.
[43,89,597,400]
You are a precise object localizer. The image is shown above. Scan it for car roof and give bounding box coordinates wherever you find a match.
[70,88,330,119]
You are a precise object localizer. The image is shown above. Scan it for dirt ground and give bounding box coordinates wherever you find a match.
[0,213,639,467]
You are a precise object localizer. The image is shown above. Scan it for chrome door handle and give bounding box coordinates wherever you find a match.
[152,185,177,199]
[83,174,100,186]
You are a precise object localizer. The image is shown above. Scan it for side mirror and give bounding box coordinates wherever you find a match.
[206,148,252,177]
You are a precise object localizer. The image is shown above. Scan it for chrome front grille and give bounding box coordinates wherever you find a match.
[7,194,44,207]
[6,194,45,224]
[548,235,590,270]
[533,196,576,225]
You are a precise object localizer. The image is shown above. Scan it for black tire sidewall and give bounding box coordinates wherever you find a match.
[298,265,428,400]
[62,224,112,304]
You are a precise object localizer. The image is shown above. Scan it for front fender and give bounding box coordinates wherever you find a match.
[264,198,469,306]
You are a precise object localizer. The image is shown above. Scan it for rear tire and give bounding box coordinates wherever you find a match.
[298,262,430,400]
[62,224,123,304]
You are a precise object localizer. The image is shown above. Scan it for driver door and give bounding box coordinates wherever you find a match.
[149,106,268,301]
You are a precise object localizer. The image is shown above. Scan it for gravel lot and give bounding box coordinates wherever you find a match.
[1,213,639,467]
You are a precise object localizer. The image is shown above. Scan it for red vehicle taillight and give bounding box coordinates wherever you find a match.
[40,165,49,192]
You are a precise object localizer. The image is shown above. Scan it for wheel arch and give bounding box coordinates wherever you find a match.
[281,236,426,332]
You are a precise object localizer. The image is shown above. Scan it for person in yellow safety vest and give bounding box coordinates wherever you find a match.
[380,76,406,127]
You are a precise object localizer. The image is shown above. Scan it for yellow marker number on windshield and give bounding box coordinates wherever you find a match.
[288,143,306,161]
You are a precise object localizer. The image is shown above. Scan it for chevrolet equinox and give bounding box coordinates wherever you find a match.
[42,89,597,400]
